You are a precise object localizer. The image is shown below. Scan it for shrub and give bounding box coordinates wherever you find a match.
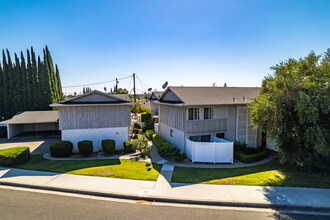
[78,140,93,156]
[0,147,30,166]
[234,141,265,155]
[141,112,151,122]
[143,118,154,132]
[134,122,142,129]
[152,134,178,157]
[102,139,116,155]
[133,128,140,134]
[123,141,137,153]
[133,134,151,157]
[49,141,73,157]
[145,129,155,140]
[174,153,187,162]
[235,149,269,163]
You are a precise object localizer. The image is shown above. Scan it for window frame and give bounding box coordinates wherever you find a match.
[188,108,200,120]
[204,107,214,120]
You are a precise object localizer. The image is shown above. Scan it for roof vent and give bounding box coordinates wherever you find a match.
[224,83,227,87]
[243,96,246,101]
[233,97,235,102]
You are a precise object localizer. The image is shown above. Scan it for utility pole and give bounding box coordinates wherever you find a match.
[133,73,137,116]
[115,78,118,92]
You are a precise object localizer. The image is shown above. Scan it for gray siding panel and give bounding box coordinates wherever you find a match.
[59,106,131,130]
[159,105,185,130]
[226,105,236,141]
[70,93,118,102]
[184,119,227,133]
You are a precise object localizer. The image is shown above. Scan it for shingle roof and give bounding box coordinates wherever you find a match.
[149,91,164,100]
[158,86,260,106]
[0,111,59,124]
[50,90,134,107]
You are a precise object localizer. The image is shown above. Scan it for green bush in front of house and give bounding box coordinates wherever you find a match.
[102,139,116,155]
[133,122,142,129]
[152,134,179,157]
[123,141,137,153]
[141,112,151,122]
[235,149,269,163]
[0,147,30,166]
[49,141,73,157]
[78,140,93,156]
[145,129,155,140]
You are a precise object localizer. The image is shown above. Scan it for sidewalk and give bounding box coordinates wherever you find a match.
[0,166,329,210]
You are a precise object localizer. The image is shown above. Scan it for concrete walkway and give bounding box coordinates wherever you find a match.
[0,166,329,210]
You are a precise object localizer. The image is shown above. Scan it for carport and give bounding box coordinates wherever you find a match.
[0,111,60,139]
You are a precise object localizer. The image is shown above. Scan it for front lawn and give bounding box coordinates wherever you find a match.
[172,160,330,188]
[14,154,162,181]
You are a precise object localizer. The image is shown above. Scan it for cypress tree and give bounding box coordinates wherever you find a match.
[45,46,58,102]
[20,51,28,110]
[0,62,3,120]
[2,50,9,118]
[55,64,63,100]
[14,53,21,111]
[26,49,33,110]
[43,48,54,105]
[31,47,39,109]
[6,49,14,117]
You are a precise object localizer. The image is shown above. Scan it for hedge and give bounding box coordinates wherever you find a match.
[102,139,116,155]
[0,147,30,166]
[234,149,269,163]
[141,112,151,122]
[134,122,142,129]
[152,134,179,157]
[123,141,137,153]
[78,140,93,156]
[49,141,73,157]
[145,129,155,140]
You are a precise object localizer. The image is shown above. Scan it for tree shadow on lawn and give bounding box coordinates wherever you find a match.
[171,159,330,188]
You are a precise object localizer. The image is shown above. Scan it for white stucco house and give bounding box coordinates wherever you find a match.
[50,90,135,152]
[155,86,264,163]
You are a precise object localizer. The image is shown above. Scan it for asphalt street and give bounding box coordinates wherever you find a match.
[0,186,329,220]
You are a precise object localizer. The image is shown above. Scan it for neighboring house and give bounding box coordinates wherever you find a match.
[149,91,163,115]
[0,111,59,139]
[51,90,134,152]
[112,94,131,101]
[155,86,262,163]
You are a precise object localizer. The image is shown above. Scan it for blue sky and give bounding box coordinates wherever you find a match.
[0,0,329,94]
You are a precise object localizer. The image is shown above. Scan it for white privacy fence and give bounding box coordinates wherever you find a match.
[186,137,234,163]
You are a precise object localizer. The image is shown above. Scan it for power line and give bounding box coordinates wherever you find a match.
[136,75,150,90]
[63,75,132,88]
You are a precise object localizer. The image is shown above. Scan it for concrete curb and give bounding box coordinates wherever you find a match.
[1,181,329,212]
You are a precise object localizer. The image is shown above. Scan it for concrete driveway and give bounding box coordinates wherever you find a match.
[0,138,60,154]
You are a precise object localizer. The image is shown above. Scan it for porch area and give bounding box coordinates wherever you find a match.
[186,137,234,164]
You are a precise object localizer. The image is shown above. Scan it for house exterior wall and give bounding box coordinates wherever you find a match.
[159,122,185,153]
[61,127,128,152]
[150,101,159,115]
[7,124,24,139]
[159,105,186,130]
[236,105,258,147]
[162,90,181,102]
[226,105,237,142]
[59,105,131,130]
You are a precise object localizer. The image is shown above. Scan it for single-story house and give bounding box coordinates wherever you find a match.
[0,111,59,139]
[50,90,134,152]
[155,86,262,163]
[149,91,163,116]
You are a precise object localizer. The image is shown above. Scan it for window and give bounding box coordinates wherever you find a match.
[204,108,214,119]
[216,133,225,139]
[170,129,173,137]
[188,108,199,120]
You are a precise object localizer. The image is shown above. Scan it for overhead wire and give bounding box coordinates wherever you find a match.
[62,75,132,88]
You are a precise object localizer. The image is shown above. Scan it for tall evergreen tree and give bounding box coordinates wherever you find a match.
[2,50,9,119]
[31,47,39,109]
[20,51,28,110]
[14,53,21,111]
[55,64,63,100]
[45,46,58,102]
[26,49,33,110]
[6,49,14,117]
[43,48,54,105]
[0,62,3,120]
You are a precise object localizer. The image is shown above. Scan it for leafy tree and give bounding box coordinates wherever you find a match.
[112,87,128,94]
[249,50,330,172]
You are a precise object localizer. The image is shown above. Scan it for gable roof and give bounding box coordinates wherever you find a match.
[149,91,164,100]
[157,86,260,106]
[0,111,59,124]
[50,90,134,107]
[112,94,131,101]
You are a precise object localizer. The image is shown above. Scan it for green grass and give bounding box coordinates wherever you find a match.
[14,154,162,181]
[0,147,29,158]
[172,160,330,188]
